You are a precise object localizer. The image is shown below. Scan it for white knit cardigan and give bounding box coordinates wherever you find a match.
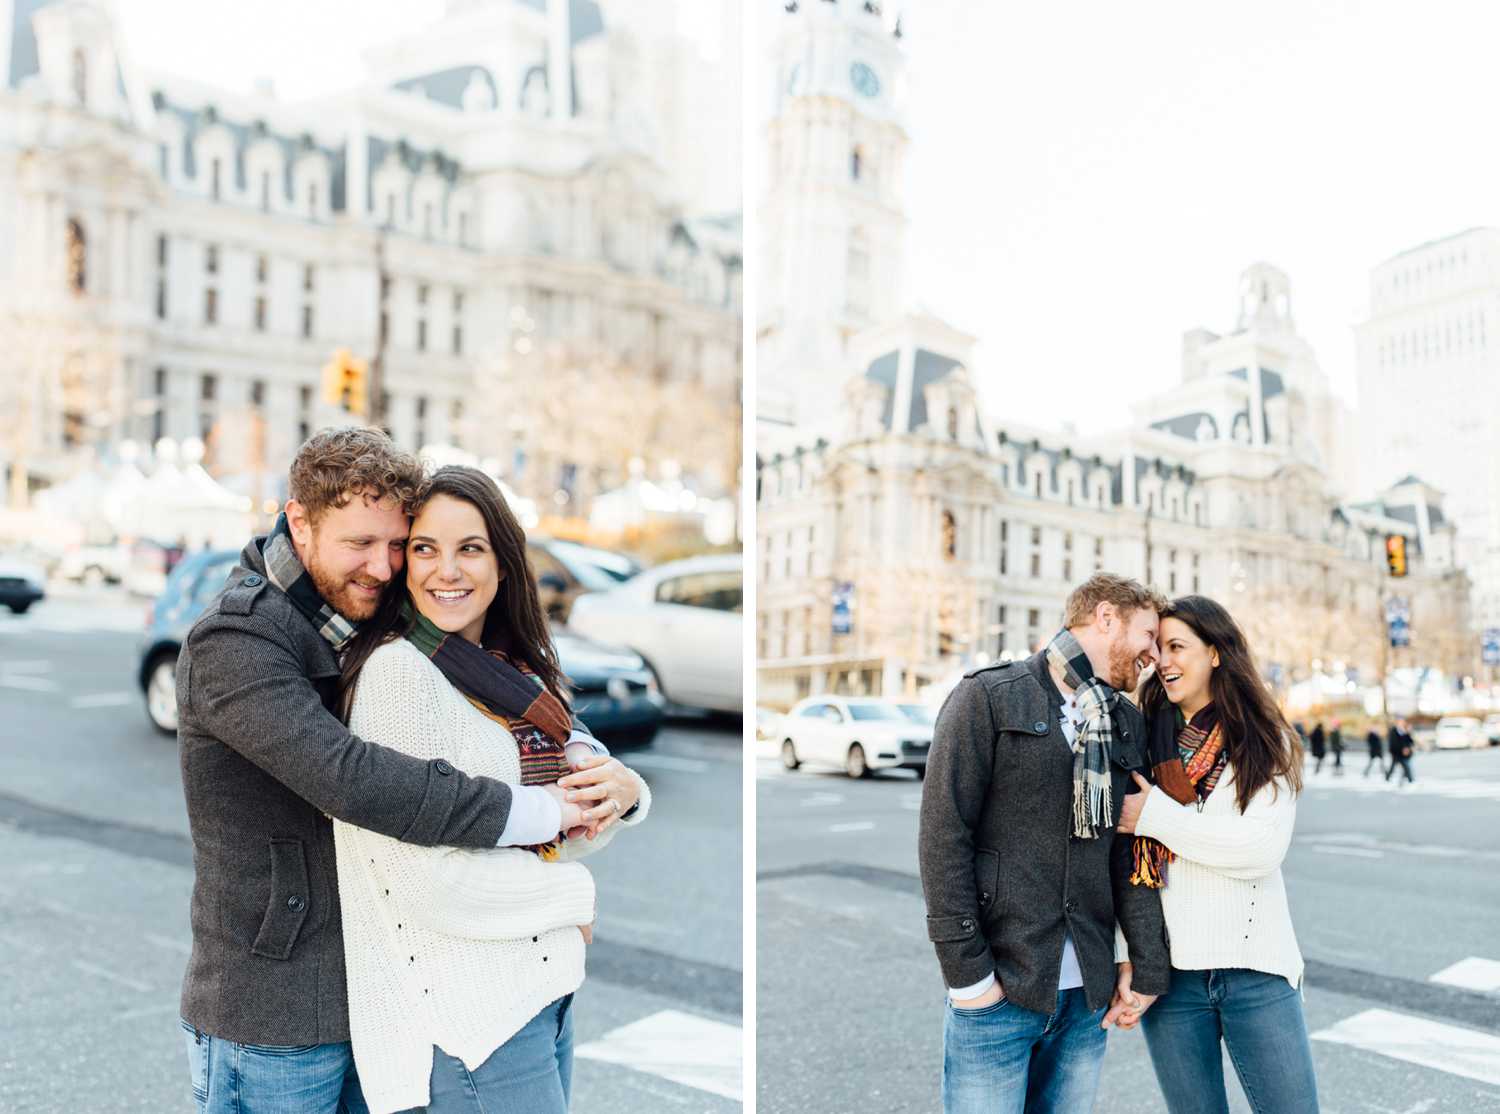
[1132,765,1303,989]
[334,638,650,1114]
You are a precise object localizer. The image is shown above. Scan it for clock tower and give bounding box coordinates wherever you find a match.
[759,0,909,438]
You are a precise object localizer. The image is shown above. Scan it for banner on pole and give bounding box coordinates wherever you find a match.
[1385,596,1410,648]
[831,581,853,636]
[1483,628,1500,667]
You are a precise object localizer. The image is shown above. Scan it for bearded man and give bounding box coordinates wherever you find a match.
[919,573,1173,1114]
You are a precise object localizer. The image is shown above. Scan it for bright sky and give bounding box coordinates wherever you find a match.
[793,0,1500,435]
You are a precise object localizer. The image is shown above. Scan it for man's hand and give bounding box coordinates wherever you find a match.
[541,783,586,834]
[1115,772,1152,835]
[578,921,594,944]
[951,981,1004,1010]
[1101,961,1158,1029]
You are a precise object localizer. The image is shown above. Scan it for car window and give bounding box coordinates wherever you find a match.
[528,546,569,583]
[550,539,639,583]
[823,706,845,723]
[847,702,904,721]
[899,704,937,725]
[655,569,742,613]
[191,560,237,605]
[797,703,829,718]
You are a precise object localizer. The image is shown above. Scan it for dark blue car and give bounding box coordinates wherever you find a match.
[138,548,664,748]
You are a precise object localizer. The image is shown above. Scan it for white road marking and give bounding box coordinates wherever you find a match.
[1430,957,1500,994]
[576,1008,741,1101]
[828,821,875,833]
[1312,1008,1500,1087]
[70,691,136,709]
[145,933,193,955]
[71,959,153,993]
[1297,833,1500,865]
[0,660,50,672]
[1310,845,1384,859]
[1299,773,1500,805]
[901,795,922,810]
[625,753,711,775]
[802,792,844,808]
[0,675,59,692]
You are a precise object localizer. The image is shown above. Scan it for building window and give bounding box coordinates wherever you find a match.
[1031,526,1042,545]
[941,510,957,560]
[1034,470,1043,498]
[260,171,271,211]
[1094,537,1104,567]
[452,291,464,354]
[256,254,268,283]
[303,264,315,292]
[457,212,469,245]
[301,304,314,339]
[151,367,166,442]
[996,605,1007,653]
[72,48,87,105]
[156,280,167,319]
[211,159,221,200]
[850,146,862,181]
[254,296,267,331]
[204,287,217,324]
[200,373,217,402]
[250,379,265,407]
[206,245,218,275]
[1030,553,1041,578]
[947,408,959,441]
[417,320,428,351]
[157,235,168,267]
[423,202,433,239]
[307,182,318,215]
[65,218,86,294]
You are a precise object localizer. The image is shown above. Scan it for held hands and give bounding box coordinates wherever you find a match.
[558,756,642,839]
[541,782,587,834]
[1101,962,1158,1030]
[1115,772,1153,835]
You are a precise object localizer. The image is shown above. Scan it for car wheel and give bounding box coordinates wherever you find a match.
[915,765,926,781]
[146,653,180,735]
[781,739,800,770]
[846,743,869,779]
[8,602,30,615]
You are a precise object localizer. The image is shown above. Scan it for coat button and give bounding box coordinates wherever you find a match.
[1064,899,1078,913]
[434,759,454,775]
[243,574,263,587]
[286,895,305,912]
[961,919,974,930]
[1034,721,1047,733]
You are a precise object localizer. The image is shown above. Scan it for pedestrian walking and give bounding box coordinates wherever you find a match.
[1363,727,1385,777]
[920,573,1171,1114]
[1386,718,1416,786]
[1329,719,1344,776]
[1309,722,1326,774]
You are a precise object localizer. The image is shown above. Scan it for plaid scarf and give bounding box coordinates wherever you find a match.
[257,512,358,652]
[1131,703,1227,887]
[402,600,572,859]
[1044,629,1118,840]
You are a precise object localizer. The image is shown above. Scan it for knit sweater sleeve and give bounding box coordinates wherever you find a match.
[344,642,596,939]
[1135,775,1295,880]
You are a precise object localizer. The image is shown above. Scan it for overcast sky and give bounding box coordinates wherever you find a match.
[765,0,1500,435]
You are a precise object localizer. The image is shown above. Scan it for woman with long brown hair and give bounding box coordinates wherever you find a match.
[1113,595,1317,1114]
[332,465,649,1114]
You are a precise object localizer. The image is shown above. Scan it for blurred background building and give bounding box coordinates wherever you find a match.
[755,0,1473,711]
[0,0,742,554]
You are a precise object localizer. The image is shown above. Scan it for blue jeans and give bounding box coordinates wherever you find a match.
[181,1021,368,1114]
[1141,968,1320,1114]
[942,988,1108,1114]
[414,994,575,1113]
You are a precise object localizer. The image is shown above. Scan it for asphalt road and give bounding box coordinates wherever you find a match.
[756,735,1500,1113]
[0,586,743,1113]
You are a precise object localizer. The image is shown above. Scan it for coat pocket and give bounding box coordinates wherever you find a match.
[250,838,311,960]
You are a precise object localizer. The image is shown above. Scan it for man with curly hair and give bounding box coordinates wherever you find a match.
[175,428,587,1113]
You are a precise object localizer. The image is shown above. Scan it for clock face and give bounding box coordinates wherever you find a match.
[850,61,881,99]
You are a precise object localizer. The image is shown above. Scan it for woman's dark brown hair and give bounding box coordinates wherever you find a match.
[1139,595,1303,812]
[336,465,566,720]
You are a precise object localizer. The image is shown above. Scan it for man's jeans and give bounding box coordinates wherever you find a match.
[181,1021,368,1114]
[1140,968,1320,1114]
[942,987,1108,1114]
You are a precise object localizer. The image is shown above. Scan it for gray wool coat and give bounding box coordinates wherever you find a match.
[918,651,1171,1014]
[176,539,517,1046]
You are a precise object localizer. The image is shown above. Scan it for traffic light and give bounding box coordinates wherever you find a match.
[1385,534,1408,578]
[320,348,368,416]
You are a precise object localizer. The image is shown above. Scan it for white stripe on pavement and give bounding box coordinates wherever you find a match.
[0,675,59,692]
[1299,773,1500,804]
[576,1009,741,1101]
[1430,957,1500,994]
[1311,1008,1500,1087]
[1310,846,1384,859]
[828,821,875,833]
[70,691,136,709]
[801,792,844,808]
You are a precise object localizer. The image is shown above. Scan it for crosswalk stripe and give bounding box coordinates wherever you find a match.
[1311,1008,1500,1087]
[1431,958,1500,994]
[626,753,712,775]
[70,692,136,709]
[576,1008,741,1101]
[1300,772,1500,804]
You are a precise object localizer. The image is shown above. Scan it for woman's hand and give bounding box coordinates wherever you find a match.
[558,756,642,838]
[1116,772,1153,835]
[540,783,586,834]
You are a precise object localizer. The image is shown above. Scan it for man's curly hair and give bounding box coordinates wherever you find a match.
[288,427,428,525]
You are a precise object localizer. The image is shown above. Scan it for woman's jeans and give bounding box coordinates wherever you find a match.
[1141,968,1320,1114]
[417,994,575,1113]
[942,987,1108,1114]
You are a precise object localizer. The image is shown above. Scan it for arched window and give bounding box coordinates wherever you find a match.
[72,49,87,106]
[65,218,86,294]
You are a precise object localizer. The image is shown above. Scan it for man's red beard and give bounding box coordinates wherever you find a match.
[1105,634,1142,692]
[305,554,388,622]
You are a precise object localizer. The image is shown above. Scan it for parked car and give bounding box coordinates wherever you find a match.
[1433,716,1487,750]
[1484,714,1500,746]
[779,695,935,779]
[137,548,664,748]
[566,553,742,713]
[528,538,642,622]
[58,542,130,586]
[0,556,47,614]
[756,706,784,742]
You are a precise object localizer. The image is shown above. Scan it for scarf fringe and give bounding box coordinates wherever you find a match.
[1131,837,1173,888]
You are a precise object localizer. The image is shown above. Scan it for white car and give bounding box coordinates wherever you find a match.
[565,553,742,714]
[779,696,935,779]
[1484,714,1500,745]
[1433,716,1487,750]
